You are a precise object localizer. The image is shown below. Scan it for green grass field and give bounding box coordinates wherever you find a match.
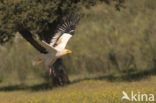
[0,74,156,103]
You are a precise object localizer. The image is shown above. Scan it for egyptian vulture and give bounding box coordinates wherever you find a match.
[18,14,80,75]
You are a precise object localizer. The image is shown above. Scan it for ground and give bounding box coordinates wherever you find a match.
[0,74,156,103]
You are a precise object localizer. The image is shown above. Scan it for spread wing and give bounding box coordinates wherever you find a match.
[50,14,80,51]
[18,25,48,54]
[17,13,80,53]
[33,37,56,52]
[54,33,72,51]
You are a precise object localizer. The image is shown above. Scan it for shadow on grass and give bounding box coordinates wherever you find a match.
[0,68,155,92]
[72,68,156,83]
[0,82,53,92]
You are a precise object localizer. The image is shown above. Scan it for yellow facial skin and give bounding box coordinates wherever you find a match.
[66,50,72,54]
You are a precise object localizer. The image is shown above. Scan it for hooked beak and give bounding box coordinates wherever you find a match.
[66,50,72,54]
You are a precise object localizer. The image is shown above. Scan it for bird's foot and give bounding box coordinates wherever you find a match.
[49,67,55,76]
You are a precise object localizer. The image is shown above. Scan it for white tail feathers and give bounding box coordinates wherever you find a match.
[32,55,45,66]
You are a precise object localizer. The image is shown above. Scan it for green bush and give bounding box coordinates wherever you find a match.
[64,0,156,74]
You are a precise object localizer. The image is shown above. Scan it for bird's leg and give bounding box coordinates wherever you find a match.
[48,65,55,76]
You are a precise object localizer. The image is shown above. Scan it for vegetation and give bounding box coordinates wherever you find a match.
[65,0,156,74]
[0,0,125,44]
[0,75,156,103]
[0,0,156,82]
[0,0,86,85]
[0,0,124,85]
[0,0,156,102]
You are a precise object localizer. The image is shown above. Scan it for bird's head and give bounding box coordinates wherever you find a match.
[56,49,72,57]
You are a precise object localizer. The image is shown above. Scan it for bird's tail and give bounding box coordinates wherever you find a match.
[32,55,45,66]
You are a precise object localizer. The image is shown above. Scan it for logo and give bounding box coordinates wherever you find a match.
[122,91,155,102]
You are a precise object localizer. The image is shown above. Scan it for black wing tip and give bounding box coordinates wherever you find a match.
[57,13,80,35]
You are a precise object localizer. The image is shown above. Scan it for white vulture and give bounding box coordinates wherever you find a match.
[18,14,80,75]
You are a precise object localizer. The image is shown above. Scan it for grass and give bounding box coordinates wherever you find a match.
[0,74,156,103]
[0,68,156,103]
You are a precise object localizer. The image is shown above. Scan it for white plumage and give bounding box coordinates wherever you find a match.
[32,33,72,66]
[54,33,72,51]
[29,14,80,75]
